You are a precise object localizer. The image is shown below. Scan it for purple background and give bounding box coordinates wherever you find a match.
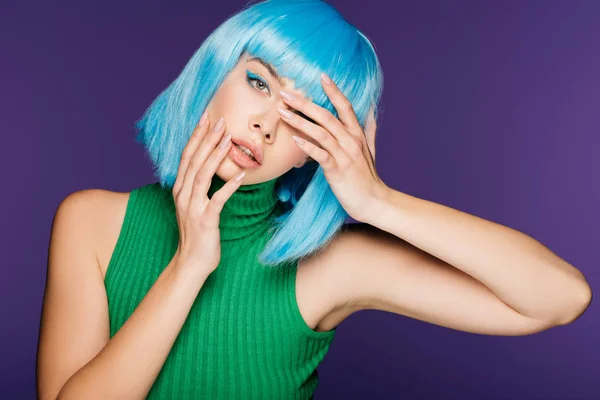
[1,0,598,398]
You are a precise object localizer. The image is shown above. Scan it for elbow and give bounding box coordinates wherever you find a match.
[553,281,593,326]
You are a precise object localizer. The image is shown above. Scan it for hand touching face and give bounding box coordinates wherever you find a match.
[204,52,315,185]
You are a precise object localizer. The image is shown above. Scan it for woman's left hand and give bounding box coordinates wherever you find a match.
[277,73,389,223]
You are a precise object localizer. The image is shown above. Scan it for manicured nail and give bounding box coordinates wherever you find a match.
[219,133,231,148]
[292,136,305,144]
[321,73,332,85]
[213,116,224,132]
[279,90,296,101]
[199,111,208,126]
[278,108,294,119]
[235,171,246,182]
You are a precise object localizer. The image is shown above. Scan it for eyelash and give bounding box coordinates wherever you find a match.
[245,70,316,124]
[246,71,270,95]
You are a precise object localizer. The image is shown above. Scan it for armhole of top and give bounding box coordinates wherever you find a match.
[103,187,139,286]
[288,262,337,340]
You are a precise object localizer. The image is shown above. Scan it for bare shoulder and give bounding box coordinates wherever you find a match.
[88,189,132,280]
[58,188,131,278]
[38,188,129,399]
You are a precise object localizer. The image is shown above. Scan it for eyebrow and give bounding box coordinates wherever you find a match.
[246,56,314,122]
[247,56,284,86]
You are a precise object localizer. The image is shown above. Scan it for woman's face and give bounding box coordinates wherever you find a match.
[204,52,317,185]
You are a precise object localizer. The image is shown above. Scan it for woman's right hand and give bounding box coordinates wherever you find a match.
[171,112,245,277]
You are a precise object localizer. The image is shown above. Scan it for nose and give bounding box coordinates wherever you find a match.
[249,102,289,141]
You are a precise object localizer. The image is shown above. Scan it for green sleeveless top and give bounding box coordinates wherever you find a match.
[104,174,337,399]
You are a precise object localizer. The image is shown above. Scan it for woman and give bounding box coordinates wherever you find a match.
[37,0,592,399]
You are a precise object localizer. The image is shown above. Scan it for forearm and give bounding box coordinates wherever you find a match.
[370,187,591,324]
[57,254,207,400]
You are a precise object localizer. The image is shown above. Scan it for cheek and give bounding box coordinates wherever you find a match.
[272,141,306,166]
[288,142,309,163]
[211,82,251,113]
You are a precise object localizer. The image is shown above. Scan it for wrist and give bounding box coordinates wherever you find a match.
[362,183,394,226]
[170,252,212,285]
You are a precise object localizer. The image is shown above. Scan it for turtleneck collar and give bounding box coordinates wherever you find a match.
[161,174,281,242]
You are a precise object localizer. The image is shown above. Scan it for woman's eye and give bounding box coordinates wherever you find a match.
[246,75,270,95]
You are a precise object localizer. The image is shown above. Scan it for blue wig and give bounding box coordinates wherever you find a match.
[134,0,384,267]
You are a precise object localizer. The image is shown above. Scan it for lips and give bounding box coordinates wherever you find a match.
[230,137,263,165]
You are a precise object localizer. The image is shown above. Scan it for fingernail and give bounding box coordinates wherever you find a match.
[279,90,296,101]
[213,116,224,132]
[292,135,305,144]
[321,73,332,85]
[219,133,231,148]
[235,171,246,182]
[199,111,208,126]
[278,107,294,119]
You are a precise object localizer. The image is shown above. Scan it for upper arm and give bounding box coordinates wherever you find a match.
[329,223,556,336]
[37,190,110,400]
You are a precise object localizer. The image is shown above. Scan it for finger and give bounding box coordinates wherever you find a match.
[179,116,226,209]
[364,104,377,160]
[203,171,245,225]
[278,106,350,165]
[292,135,336,171]
[189,126,232,208]
[279,90,351,152]
[320,73,363,136]
[173,111,209,195]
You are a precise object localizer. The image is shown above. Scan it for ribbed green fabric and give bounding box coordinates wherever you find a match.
[104,174,337,399]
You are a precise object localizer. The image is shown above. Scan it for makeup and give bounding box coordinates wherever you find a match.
[228,143,262,168]
[246,70,271,95]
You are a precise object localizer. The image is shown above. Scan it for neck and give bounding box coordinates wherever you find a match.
[162,174,281,242]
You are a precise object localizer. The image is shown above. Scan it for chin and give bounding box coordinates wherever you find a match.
[216,159,255,184]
